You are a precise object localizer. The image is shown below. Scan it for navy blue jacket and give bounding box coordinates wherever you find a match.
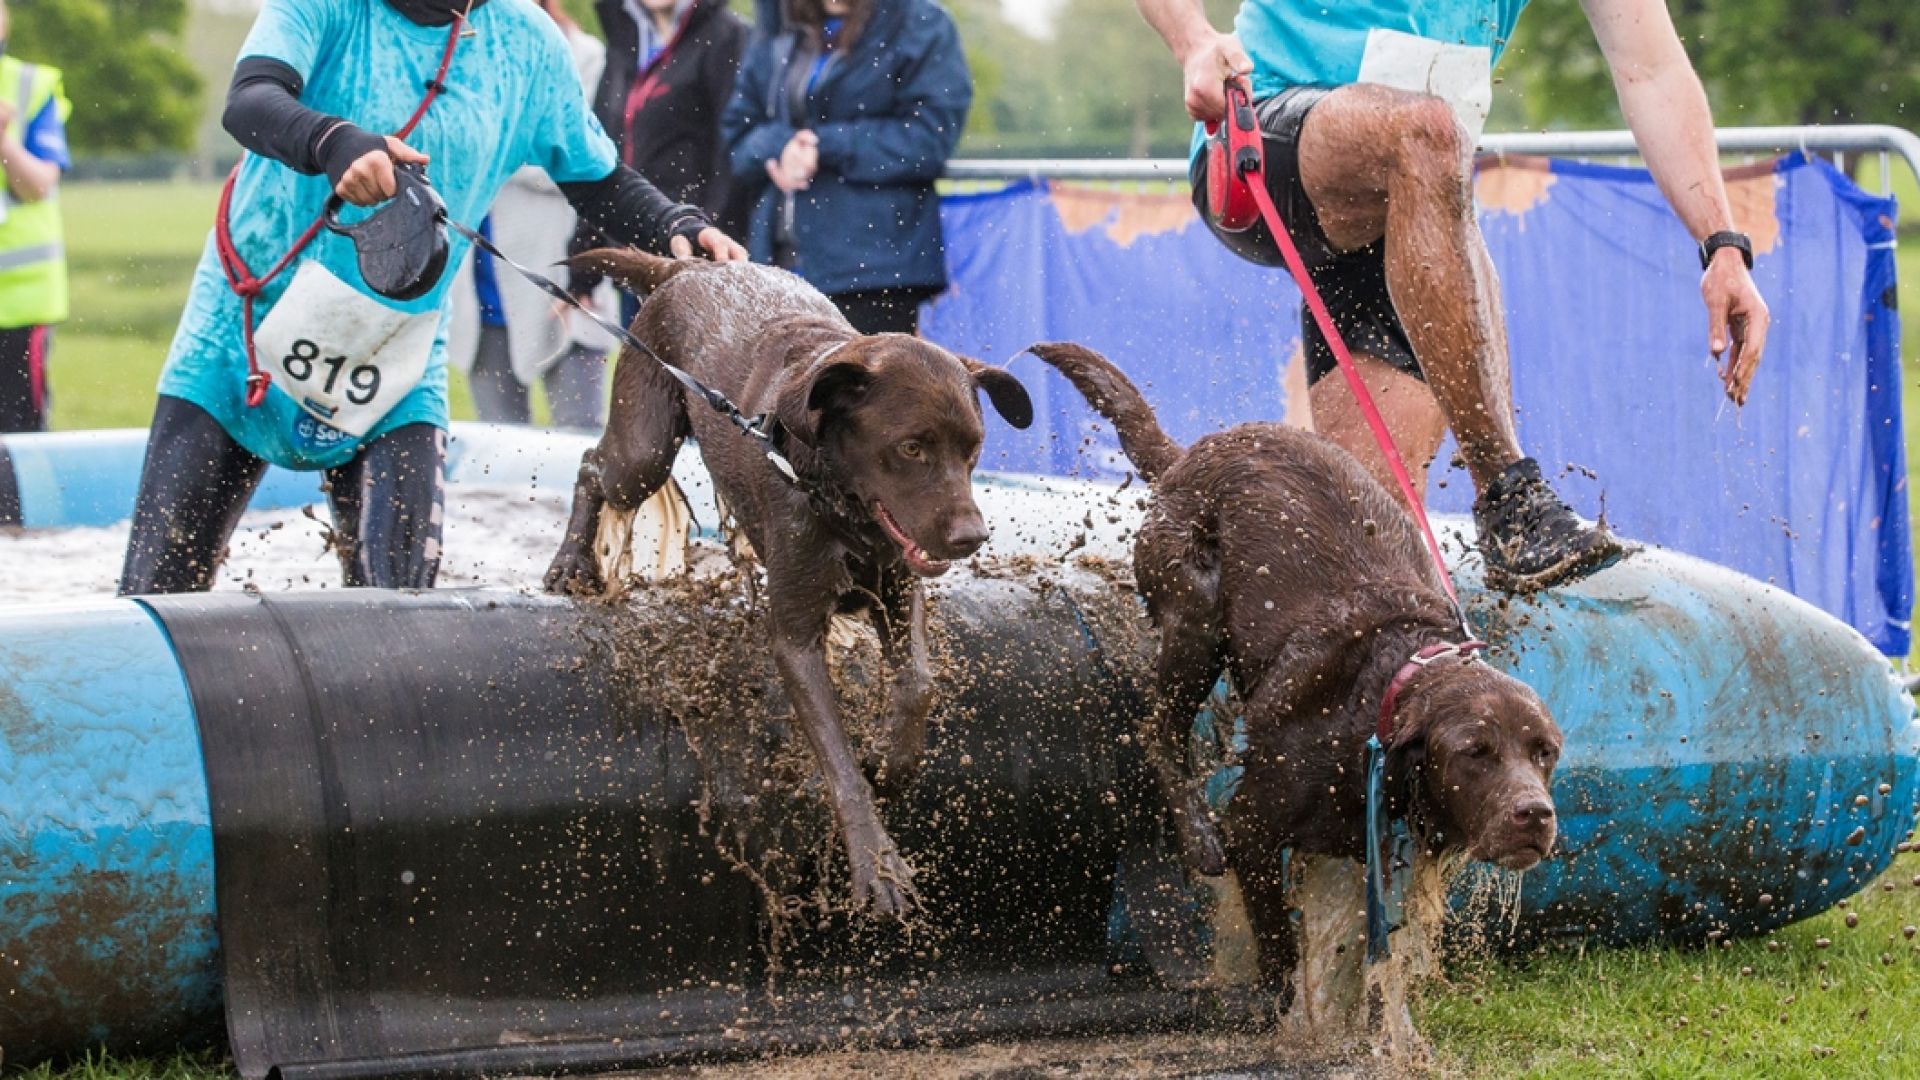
[722,0,972,297]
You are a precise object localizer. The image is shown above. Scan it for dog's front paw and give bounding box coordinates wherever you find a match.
[544,542,605,596]
[847,824,921,921]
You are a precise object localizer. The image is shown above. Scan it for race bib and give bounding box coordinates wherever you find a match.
[253,259,438,438]
[1355,29,1494,146]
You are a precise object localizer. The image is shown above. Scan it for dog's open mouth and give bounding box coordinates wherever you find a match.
[874,501,951,577]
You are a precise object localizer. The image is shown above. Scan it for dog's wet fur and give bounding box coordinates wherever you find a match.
[547,251,1031,919]
[1029,343,1560,990]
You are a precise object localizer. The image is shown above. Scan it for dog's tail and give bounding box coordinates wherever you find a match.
[568,247,695,298]
[1027,342,1183,483]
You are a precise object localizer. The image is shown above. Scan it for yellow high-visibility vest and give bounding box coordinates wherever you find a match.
[0,55,69,328]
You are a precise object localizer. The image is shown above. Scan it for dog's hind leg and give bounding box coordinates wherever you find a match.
[865,579,933,794]
[1146,600,1230,876]
[546,351,690,597]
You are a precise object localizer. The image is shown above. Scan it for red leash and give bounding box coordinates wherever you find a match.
[1210,82,1470,631]
[215,16,465,409]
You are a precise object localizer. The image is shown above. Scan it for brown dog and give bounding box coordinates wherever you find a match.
[1030,343,1561,990]
[547,252,1032,918]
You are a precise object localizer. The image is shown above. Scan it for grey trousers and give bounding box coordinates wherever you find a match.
[469,325,607,432]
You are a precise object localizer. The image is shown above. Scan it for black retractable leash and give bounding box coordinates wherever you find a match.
[337,163,803,485]
[441,213,803,484]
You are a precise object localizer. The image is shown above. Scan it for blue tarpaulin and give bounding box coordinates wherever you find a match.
[923,153,1911,655]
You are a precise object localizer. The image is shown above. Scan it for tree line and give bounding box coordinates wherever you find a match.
[9,0,1919,159]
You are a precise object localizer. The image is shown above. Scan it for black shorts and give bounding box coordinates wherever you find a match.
[1190,87,1422,387]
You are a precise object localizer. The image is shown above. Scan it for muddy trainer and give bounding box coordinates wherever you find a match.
[117,0,745,596]
[1137,0,1771,591]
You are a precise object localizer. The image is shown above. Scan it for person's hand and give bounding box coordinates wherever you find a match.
[1177,31,1253,123]
[0,100,16,133]
[1702,248,1768,406]
[670,227,749,263]
[765,130,819,193]
[336,136,430,207]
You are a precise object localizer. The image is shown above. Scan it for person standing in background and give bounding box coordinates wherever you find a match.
[723,0,971,336]
[571,0,749,321]
[449,0,614,432]
[0,0,71,433]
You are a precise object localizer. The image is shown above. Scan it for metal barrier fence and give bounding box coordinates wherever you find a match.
[948,123,1920,195]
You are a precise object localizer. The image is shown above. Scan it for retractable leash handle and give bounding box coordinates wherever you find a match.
[1204,82,1264,233]
[323,164,452,303]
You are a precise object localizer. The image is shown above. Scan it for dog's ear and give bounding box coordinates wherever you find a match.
[962,358,1034,430]
[774,345,873,446]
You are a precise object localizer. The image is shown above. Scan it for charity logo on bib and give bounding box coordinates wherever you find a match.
[1355,29,1494,145]
[253,259,439,439]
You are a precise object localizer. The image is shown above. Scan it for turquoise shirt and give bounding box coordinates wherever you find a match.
[1193,0,1530,159]
[159,0,619,470]
[1237,0,1529,100]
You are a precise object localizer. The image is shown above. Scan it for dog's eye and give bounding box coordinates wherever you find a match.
[1533,743,1559,768]
[1463,742,1493,760]
[900,440,924,460]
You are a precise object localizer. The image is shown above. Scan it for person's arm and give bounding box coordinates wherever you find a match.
[1132,0,1251,123]
[221,57,426,206]
[809,14,971,186]
[0,95,63,203]
[1583,0,1769,402]
[559,165,745,261]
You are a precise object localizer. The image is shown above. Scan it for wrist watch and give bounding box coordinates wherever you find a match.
[1698,230,1753,271]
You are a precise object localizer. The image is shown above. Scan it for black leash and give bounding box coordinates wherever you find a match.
[438,211,803,486]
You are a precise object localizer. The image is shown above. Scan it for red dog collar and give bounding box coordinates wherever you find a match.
[1377,640,1489,745]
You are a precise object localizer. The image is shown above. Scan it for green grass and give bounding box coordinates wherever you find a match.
[20,184,1920,1079]
[11,1051,231,1080]
[1424,855,1920,1078]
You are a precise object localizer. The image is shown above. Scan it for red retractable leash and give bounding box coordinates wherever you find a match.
[214,14,466,409]
[1208,81,1472,635]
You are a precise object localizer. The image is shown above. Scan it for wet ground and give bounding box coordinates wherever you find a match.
[0,486,573,602]
[618,1032,1385,1079]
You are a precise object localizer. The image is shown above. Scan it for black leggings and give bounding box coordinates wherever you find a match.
[118,396,446,595]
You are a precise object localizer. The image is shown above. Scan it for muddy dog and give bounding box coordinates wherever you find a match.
[547,252,1032,918]
[1031,343,1560,1035]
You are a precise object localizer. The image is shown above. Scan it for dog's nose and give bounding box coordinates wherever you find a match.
[945,514,989,554]
[1512,798,1555,827]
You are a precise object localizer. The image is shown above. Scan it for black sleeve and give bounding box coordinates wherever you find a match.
[559,165,711,257]
[223,57,387,187]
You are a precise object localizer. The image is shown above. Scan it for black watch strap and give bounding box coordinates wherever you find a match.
[1699,230,1753,270]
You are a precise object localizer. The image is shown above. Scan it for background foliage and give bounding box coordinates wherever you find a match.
[7,0,202,154]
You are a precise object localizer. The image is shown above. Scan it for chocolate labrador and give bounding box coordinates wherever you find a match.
[1030,343,1560,986]
[547,251,1032,918]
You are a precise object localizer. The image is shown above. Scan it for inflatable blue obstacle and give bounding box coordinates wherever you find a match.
[1,425,1913,1075]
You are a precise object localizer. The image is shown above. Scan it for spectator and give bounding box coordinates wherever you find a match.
[449,0,614,432]
[723,0,971,335]
[573,0,750,322]
[0,0,71,434]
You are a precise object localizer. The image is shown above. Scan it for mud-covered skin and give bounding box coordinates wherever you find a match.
[1028,343,1560,989]
[547,251,1031,920]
